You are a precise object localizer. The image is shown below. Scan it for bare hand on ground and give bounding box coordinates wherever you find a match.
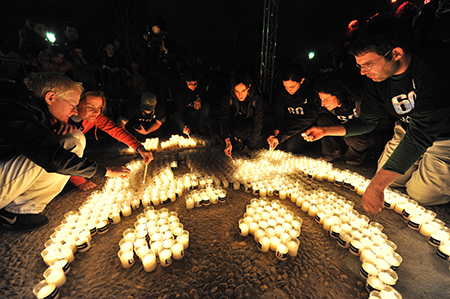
[77,180,97,191]
[106,166,131,178]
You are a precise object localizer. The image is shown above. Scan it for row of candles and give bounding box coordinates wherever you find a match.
[239,198,302,260]
[117,207,189,271]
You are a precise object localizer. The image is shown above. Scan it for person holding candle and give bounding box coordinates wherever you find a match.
[266,62,319,153]
[116,91,166,142]
[0,72,130,230]
[302,17,450,212]
[60,90,153,191]
[220,71,265,157]
[315,73,394,165]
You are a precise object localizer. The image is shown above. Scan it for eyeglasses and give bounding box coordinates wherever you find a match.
[58,96,78,111]
[356,50,391,71]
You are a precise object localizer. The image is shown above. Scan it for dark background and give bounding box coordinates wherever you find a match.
[0,0,409,74]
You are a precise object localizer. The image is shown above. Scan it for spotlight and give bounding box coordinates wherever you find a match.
[46,32,56,43]
[308,52,315,60]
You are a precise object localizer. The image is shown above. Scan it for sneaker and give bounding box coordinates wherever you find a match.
[320,150,341,162]
[0,208,49,231]
[346,152,367,166]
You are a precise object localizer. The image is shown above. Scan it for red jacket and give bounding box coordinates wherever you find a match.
[70,113,142,186]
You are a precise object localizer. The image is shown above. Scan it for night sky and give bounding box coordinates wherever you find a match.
[0,0,409,73]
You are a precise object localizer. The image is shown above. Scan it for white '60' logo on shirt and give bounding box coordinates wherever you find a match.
[391,91,416,115]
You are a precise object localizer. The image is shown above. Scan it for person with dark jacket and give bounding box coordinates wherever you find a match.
[220,72,264,157]
[19,18,50,61]
[174,68,210,135]
[0,72,130,231]
[315,73,394,165]
[303,17,450,212]
[267,63,318,153]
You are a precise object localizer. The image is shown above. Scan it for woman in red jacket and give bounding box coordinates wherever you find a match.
[68,90,153,190]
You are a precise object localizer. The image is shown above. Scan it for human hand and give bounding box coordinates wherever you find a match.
[194,99,201,110]
[183,125,190,135]
[77,180,97,191]
[54,121,77,135]
[267,135,279,150]
[106,166,131,178]
[302,127,326,142]
[139,149,154,164]
[134,124,147,135]
[362,183,385,213]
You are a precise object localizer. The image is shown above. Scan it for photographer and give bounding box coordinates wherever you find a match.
[116,92,166,142]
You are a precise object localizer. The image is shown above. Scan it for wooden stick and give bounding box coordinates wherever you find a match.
[143,162,149,184]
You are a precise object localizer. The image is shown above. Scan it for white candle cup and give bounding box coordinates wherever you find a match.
[371,233,388,246]
[178,230,190,249]
[383,252,403,271]
[118,250,135,268]
[291,216,303,230]
[269,236,281,252]
[142,251,157,272]
[171,242,185,260]
[254,228,266,243]
[49,258,70,276]
[366,276,385,293]
[429,227,450,247]
[287,238,300,257]
[360,248,377,263]
[75,233,91,253]
[41,247,59,267]
[378,269,399,286]
[249,222,259,235]
[121,203,132,217]
[43,266,66,288]
[349,237,363,256]
[276,243,289,260]
[379,285,402,299]
[159,248,173,267]
[360,259,379,279]
[301,201,311,213]
[96,220,109,234]
[32,280,59,299]
[109,211,121,224]
[337,232,352,249]
[369,222,384,234]
[136,245,150,261]
[239,219,250,237]
[123,228,136,242]
[57,245,75,264]
[258,236,270,253]
[119,238,134,252]
[420,219,444,238]
[437,239,450,261]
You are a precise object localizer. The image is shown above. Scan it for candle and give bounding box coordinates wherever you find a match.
[378,269,398,286]
[178,230,190,249]
[383,252,403,271]
[349,237,362,256]
[32,280,58,299]
[141,251,157,272]
[420,219,444,238]
[379,285,402,299]
[239,219,249,237]
[337,232,352,249]
[360,259,379,279]
[260,186,267,197]
[276,243,289,260]
[75,232,91,253]
[437,239,450,261]
[429,227,450,247]
[49,258,70,275]
[287,238,300,257]
[279,190,287,200]
[43,266,66,288]
[258,236,270,253]
[159,248,173,267]
[254,228,266,243]
[121,203,132,217]
[269,236,280,252]
[249,222,259,235]
[171,242,185,260]
[360,248,377,263]
[366,276,384,293]
[118,250,135,268]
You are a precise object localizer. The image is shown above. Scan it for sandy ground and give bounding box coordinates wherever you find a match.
[1,134,450,299]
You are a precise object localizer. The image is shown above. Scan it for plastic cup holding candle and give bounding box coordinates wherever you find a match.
[360,248,378,263]
[142,251,157,272]
[32,280,59,299]
[287,238,300,257]
[238,219,249,237]
[49,257,70,276]
[366,276,385,293]
[276,243,289,260]
[360,259,379,279]
[171,242,185,260]
[378,285,402,299]
[437,239,450,261]
[178,230,189,249]
[429,227,450,247]
[378,269,398,286]
[41,247,59,267]
[158,247,173,267]
[258,236,270,252]
[269,236,281,252]
[420,219,444,238]
[384,252,403,271]
[75,231,91,253]
[43,266,66,288]
[349,237,363,256]
[118,249,135,268]
[123,228,136,242]
[338,232,352,249]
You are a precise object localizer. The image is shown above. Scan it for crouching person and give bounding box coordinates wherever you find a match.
[0,72,130,230]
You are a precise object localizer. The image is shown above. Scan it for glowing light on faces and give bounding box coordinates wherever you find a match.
[283,80,301,95]
[78,96,103,122]
[186,81,198,91]
[234,83,250,101]
[104,44,115,58]
[318,92,341,111]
